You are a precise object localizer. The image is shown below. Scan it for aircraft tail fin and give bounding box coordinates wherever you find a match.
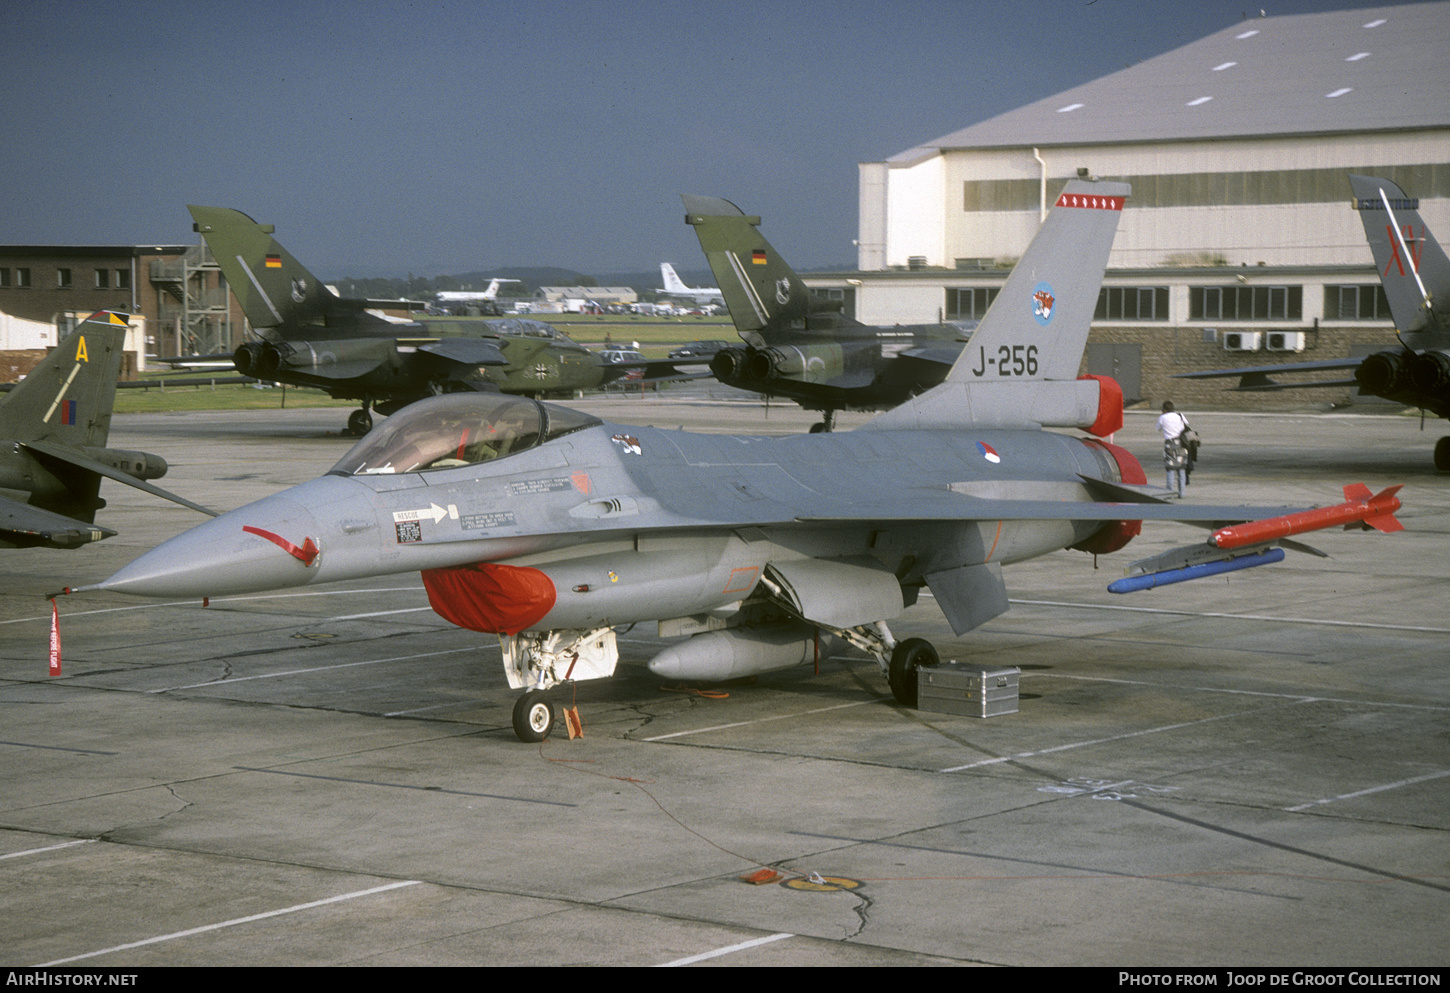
[682,195,813,340]
[863,179,1129,432]
[1348,175,1450,345]
[947,179,1129,384]
[659,263,689,294]
[0,312,127,450]
[188,205,337,331]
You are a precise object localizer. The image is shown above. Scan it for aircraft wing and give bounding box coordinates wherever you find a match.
[794,493,1305,526]
[22,441,218,518]
[897,345,962,367]
[415,339,510,366]
[1175,357,1364,392]
[0,493,115,549]
[153,352,236,368]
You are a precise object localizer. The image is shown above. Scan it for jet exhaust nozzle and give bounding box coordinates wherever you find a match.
[256,343,285,376]
[1407,351,1450,393]
[233,343,263,377]
[709,347,749,383]
[745,349,778,381]
[1355,350,1408,395]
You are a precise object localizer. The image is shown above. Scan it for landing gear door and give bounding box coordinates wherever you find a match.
[763,557,904,629]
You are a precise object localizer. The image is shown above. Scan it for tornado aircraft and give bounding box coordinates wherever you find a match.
[1178,174,1450,470]
[76,180,1402,741]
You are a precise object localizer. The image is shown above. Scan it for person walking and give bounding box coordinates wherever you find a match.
[1157,401,1189,496]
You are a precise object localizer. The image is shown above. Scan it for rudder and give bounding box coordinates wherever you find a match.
[0,311,127,450]
[189,205,334,330]
[682,195,811,339]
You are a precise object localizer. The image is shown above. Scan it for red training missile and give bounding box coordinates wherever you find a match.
[1210,483,1403,551]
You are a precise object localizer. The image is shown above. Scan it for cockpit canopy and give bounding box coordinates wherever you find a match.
[330,394,601,475]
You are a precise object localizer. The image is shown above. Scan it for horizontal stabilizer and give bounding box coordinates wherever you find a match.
[0,494,116,549]
[23,441,217,518]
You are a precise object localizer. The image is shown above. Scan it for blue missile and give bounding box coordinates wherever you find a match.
[1107,547,1285,593]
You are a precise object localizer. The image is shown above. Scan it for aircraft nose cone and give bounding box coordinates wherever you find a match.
[98,492,327,598]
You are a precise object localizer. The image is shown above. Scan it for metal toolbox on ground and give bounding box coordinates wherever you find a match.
[917,663,1020,717]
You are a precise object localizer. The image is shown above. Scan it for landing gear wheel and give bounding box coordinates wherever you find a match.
[888,638,939,707]
[1435,436,1450,472]
[347,408,373,436]
[512,690,556,743]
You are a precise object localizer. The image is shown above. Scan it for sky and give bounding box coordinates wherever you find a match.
[1,0,1384,280]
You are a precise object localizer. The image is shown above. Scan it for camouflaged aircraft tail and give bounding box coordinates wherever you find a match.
[1349,174,1450,347]
[682,195,818,342]
[0,311,127,450]
[189,205,337,331]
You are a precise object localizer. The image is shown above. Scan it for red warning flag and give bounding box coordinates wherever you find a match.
[48,599,61,676]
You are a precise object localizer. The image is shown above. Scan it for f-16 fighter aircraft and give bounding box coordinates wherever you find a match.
[683,194,970,432]
[1,312,214,549]
[1178,174,1450,470]
[189,206,667,436]
[78,181,1402,741]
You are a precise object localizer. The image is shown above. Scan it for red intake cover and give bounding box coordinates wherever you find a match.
[422,563,557,635]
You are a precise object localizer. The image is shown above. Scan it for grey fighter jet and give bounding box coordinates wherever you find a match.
[79,181,1401,741]
[2,312,214,548]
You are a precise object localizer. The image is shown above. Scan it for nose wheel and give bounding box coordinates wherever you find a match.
[512,690,556,742]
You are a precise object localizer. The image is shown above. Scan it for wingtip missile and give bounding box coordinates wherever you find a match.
[1110,483,1404,594]
[1210,484,1403,550]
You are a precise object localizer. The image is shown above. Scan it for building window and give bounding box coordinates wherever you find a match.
[17,268,31,287]
[1189,285,1302,321]
[1324,284,1391,320]
[116,268,130,290]
[95,269,110,289]
[0,268,9,288]
[58,268,72,288]
[947,287,1000,320]
[1095,286,1169,321]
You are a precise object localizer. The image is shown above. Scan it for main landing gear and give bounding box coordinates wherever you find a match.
[346,406,374,437]
[808,410,837,434]
[887,638,940,707]
[1435,436,1450,472]
[809,619,941,709]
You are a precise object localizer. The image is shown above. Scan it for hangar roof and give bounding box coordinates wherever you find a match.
[890,2,1450,164]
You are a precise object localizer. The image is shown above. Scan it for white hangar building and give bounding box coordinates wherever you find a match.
[817,1,1449,407]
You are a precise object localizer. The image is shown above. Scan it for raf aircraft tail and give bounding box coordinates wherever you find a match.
[1349,174,1450,349]
[682,195,841,343]
[0,312,215,537]
[864,177,1130,434]
[188,205,342,331]
[0,311,128,452]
